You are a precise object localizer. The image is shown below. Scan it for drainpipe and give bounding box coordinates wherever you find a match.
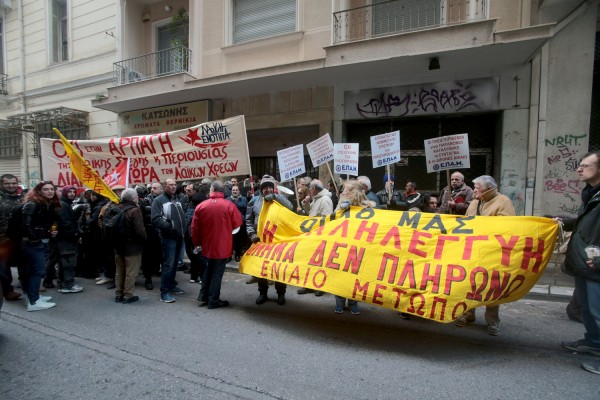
[18,0,30,186]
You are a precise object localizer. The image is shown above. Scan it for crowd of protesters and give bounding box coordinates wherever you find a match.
[1,152,599,375]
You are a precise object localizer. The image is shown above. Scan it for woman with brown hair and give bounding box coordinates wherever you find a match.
[333,179,371,315]
[20,181,60,311]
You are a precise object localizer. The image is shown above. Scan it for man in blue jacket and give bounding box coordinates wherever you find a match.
[560,151,600,375]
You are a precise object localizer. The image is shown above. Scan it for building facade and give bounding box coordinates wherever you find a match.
[0,0,118,188]
[1,0,598,218]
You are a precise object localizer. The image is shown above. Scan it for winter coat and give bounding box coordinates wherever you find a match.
[151,192,186,239]
[563,185,600,282]
[245,194,293,237]
[191,192,242,259]
[465,189,515,217]
[438,183,474,215]
[22,200,58,243]
[0,189,23,242]
[303,188,334,217]
[115,201,147,256]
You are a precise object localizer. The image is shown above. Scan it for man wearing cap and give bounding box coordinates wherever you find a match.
[246,175,293,305]
[438,171,474,215]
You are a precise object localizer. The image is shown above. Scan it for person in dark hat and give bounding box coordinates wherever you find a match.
[245,175,293,304]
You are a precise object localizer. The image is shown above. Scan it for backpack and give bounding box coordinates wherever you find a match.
[102,203,136,250]
[6,203,24,240]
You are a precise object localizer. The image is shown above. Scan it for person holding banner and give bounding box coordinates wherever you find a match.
[455,175,516,335]
[297,179,333,297]
[358,176,381,209]
[333,179,370,315]
[558,151,600,375]
[247,175,293,305]
[437,172,474,215]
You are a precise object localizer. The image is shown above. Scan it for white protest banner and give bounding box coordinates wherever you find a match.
[333,143,359,176]
[306,134,334,167]
[277,144,305,182]
[424,133,470,173]
[40,115,251,186]
[370,130,401,169]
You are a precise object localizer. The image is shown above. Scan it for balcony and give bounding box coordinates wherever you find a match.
[0,73,7,95]
[113,46,192,86]
[333,0,488,44]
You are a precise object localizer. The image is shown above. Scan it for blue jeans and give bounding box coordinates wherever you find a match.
[159,236,183,297]
[20,240,49,304]
[199,258,227,305]
[575,276,600,346]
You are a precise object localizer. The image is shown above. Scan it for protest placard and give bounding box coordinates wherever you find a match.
[333,143,359,177]
[277,144,305,182]
[424,133,470,173]
[306,134,334,167]
[370,130,401,169]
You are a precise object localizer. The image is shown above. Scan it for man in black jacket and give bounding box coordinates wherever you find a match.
[151,178,186,303]
[55,185,84,293]
[0,174,24,301]
[559,151,600,375]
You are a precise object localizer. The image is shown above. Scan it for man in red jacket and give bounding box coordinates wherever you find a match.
[191,180,242,309]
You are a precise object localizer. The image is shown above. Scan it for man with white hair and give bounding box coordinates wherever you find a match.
[358,176,381,208]
[298,179,333,296]
[438,171,474,215]
[455,175,515,336]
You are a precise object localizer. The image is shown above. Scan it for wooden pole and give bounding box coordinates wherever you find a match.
[325,162,339,194]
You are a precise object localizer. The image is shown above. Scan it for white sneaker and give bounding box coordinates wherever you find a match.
[60,285,84,293]
[95,275,104,281]
[39,295,53,302]
[96,277,114,285]
[28,301,56,311]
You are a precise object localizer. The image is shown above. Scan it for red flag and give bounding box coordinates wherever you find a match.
[103,158,130,188]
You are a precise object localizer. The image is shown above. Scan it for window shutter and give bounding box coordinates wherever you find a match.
[233,0,296,44]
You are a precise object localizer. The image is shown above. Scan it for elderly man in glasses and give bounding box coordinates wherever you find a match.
[438,171,473,215]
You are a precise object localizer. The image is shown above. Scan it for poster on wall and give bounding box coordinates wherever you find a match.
[40,115,251,186]
[424,133,470,173]
[370,130,401,169]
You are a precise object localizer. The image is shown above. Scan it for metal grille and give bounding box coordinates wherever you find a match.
[0,123,22,159]
[345,113,497,194]
[589,31,600,151]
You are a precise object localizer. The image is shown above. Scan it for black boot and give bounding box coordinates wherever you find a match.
[144,277,153,290]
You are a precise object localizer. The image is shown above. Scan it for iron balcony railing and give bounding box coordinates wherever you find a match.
[333,0,488,44]
[0,73,7,95]
[113,46,191,85]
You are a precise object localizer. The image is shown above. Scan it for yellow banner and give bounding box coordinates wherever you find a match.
[240,202,559,323]
[53,128,119,204]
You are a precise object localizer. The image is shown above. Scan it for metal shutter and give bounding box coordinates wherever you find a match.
[233,0,296,44]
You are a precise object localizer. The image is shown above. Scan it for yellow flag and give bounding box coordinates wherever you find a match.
[53,128,120,204]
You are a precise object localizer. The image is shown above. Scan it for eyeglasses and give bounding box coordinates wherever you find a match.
[578,163,598,169]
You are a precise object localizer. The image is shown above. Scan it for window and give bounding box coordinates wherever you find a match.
[50,0,68,63]
[233,0,296,44]
[0,131,22,159]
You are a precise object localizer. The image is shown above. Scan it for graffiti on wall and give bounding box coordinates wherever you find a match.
[543,134,587,216]
[344,78,498,119]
